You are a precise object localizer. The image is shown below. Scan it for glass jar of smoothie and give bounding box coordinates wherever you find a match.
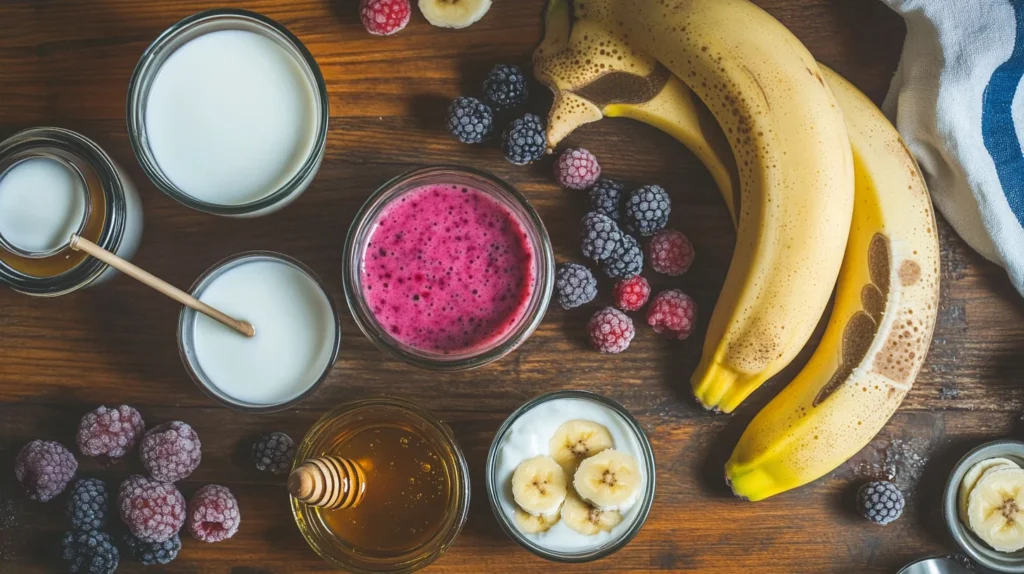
[486,390,656,562]
[127,9,328,217]
[343,166,554,370]
[0,127,143,296]
[291,398,471,573]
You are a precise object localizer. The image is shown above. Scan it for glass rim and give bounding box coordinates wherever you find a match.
[342,165,555,371]
[176,250,341,413]
[125,8,329,216]
[0,127,130,296]
[484,390,657,563]
[291,397,472,573]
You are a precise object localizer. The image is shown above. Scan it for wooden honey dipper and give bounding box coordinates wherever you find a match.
[287,455,367,510]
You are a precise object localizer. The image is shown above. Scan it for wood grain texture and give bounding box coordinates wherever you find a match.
[1,1,1022,572]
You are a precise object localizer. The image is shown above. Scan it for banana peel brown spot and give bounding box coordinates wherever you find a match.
[868,233,890,294]
[872,311,925,386]
[813,311,877,406]
[899,260,921,287]
[575,64,672,106]
[860,284,885,324]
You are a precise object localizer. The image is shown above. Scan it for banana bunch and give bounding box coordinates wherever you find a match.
[533,0,940,500]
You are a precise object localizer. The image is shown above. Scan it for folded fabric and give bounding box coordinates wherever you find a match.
[881,0,1024,296]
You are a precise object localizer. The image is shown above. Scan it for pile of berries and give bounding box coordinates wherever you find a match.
[546,147,699,354]
[12,405,246,572]
[446,64,548,165]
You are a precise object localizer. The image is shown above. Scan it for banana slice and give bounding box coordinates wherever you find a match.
[549,420,615,476]
[561,490,623,535]
[511,455,567,516]
[418,0,491,29]
[958,458,1021,524]
[573,449,642,511]
[967,467,1024,552]
[513,505,560,534]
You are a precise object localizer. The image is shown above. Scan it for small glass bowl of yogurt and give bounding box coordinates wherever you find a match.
[343,166,554,371]
[485,390,656,562]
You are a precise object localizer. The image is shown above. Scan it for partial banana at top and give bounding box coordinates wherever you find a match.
[419,0,491,29]
[535,0,855,413]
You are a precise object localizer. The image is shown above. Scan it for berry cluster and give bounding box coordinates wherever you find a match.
[546,146,701,353]
[446,64,546,165]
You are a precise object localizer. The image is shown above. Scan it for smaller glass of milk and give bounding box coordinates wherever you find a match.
[178,252,341,412]
[127,9,328,217]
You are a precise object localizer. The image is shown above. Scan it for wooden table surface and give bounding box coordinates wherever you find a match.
[2,1,1024,572]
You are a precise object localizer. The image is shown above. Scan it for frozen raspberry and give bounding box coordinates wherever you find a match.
[647,229,695,276]
[118,475,185,543]
[14,440,77,502]
[77,405,145,464]
[587,307,635,354]
[613,276,651,312]
[140,421,201,482]
[555,147,601,190]
[647,289,697,340]
[360,0,411,36]
[252,432,296,475]
[188,485,240,543]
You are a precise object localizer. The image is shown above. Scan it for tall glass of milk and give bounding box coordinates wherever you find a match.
[178,252,341,412]
[127,10,328,217]
[0,127,143,296]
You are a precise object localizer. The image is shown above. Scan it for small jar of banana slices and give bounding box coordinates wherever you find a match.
[485,390,655,562]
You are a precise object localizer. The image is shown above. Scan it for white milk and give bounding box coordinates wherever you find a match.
[0,157,86,254]
[145,30,317,206]
[493,397,649,553]
[192,259,336,406]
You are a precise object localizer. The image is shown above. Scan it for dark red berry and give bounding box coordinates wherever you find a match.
[14,440,77,502]
[360,0,411,36]
[555,147,601,190]
[188,484,241,543]
[647,289,697,340]
[587,307,635,354]
[647,229,695,276]
[77,405,145,463]
[118,475,185,543]
[140,421,202,483]
[613,276,651,312]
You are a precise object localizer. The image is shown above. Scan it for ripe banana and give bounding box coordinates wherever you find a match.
[967,468,1024,552]
[533,0,940,500]
[513,506,561,534]
[561,490,623,535]
[535,0,855,413]
[573,449,641,511]
[959,458,1021,524]
[511,455,567,515]
[418,0,491,29]
[549,419,614,476]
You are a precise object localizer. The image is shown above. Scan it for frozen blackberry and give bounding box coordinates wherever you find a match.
[252,432,296,475]
[600,234,644,279]
[61,529,119,574]
[502,113,547,165]
[118,475,186,543]
[67,478,109,531]
[446,96,494,144]
[77,405,145,464]
[122,532,181,565]
[555,263,598,310]
[188,485,240,543]
[140,421,201,483]
[585,178,625,222]
[483,64,528,111]
[580,212,623,262]
[623,185,671,236]
[857,481,905,525]
[14,440,78,502]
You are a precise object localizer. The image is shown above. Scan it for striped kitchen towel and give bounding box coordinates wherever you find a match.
[882,0,1024,296]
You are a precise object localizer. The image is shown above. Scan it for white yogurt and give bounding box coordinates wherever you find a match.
[493,397,649,553]
[0,157,86,254]
[190,258,336,406]
[145,29,318,207]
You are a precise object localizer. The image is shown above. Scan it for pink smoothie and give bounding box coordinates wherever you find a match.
[361,183,536,354]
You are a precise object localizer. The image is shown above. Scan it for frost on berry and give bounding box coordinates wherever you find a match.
[140,421,202,483]
[359,0,411,36]
[118,475,185,543]
[15,440,78,502]
[555,147,602,190]
[647,289,697,340]
[587,307,635,354]
[613,276,651,312]
[188,484,240,543]
[647,229,695,276]
[77,405,145,463]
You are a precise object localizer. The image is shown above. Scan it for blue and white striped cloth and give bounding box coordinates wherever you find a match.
[882,0,1024,297]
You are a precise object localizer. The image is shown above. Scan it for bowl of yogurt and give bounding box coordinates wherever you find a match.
[485,390,656,562]
[343,166,554,370]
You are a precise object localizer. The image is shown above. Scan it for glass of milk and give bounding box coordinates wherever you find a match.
[178,252,341,412]
[127,9,328,217]
[0,127,143,296]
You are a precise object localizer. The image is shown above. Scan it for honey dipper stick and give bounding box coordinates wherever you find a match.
[288,455,367,510]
